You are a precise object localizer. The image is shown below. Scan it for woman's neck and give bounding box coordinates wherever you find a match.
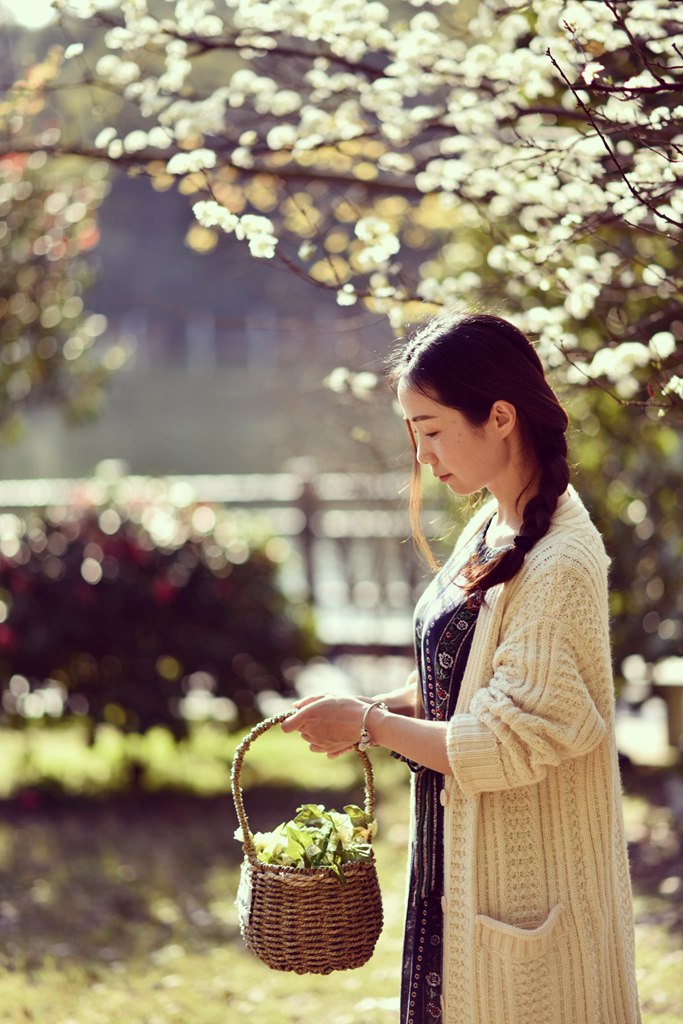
[489,471,539,535]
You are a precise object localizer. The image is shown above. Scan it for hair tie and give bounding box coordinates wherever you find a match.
[513,534,534,553]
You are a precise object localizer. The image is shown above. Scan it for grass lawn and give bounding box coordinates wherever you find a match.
[0,724,680,1023]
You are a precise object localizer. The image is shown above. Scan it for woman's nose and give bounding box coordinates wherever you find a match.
[415,438,434,465]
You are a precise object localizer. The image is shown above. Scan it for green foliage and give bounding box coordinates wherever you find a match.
[0,52,114,435]
[244,802,376,879]
[0,497,315,736]
[570,389,683,676]
[0,717,390,799]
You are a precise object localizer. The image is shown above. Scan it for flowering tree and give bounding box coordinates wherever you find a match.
[5,0,679,415]
[2,1,682,673]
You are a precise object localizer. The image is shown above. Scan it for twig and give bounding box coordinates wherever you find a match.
[555,341,677,411]
[547,46,683,230]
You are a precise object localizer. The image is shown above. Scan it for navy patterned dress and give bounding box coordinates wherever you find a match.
[396,519,496,1024]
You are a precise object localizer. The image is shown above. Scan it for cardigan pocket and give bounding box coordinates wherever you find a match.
[474,903,568,962]
[473,905,577,1024]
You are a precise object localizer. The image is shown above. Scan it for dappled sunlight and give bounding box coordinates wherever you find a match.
[616,699,677,769]
[0,762,680,1022]
[0,756,410,1023]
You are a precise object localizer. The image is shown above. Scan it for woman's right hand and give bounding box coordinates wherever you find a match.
[291,668,419,716]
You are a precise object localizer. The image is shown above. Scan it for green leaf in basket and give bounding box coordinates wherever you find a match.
[285,824,311,858]
[343,804,371,826]
[340,843,372,863]
[343,805,377,841]
[246,803,377,878]
[293,804,328,828]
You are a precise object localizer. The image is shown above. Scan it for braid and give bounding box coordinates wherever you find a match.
[517,432,570,550]
[461,431,569,594]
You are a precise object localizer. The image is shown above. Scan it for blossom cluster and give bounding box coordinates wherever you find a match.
[48,0,683,409]
[193,199,277,258]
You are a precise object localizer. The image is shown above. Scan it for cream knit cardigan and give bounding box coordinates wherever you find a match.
[433,488,642,1024]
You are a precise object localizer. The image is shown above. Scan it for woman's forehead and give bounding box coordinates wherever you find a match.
[397,381,444,420]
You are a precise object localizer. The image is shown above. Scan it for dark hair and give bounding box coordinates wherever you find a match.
[389,311,570,593]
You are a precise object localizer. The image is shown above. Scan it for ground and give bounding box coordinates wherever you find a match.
[0,728,680,1023]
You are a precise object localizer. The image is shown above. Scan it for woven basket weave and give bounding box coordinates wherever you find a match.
[230,709,383,975]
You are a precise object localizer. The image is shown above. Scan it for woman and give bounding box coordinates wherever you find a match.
[282,312,642,1024]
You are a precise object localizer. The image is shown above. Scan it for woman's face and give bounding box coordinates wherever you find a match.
[397,381,513,496]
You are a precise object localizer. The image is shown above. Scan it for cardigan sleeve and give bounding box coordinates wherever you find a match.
[446,563,609,796]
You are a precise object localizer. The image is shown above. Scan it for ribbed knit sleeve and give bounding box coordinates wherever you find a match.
[446,558,609,797]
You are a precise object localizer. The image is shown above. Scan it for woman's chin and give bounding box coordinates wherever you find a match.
[446,478,479,497]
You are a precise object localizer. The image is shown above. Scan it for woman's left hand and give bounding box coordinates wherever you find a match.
[281,695,368,758]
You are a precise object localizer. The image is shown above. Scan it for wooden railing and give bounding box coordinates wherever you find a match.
[0,471,454,655]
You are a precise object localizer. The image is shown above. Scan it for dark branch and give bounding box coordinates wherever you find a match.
[0,140,430,198]
[546,47,683,230]
[589,81,683,96]
[82,10,388,81]
[555,342,676,411]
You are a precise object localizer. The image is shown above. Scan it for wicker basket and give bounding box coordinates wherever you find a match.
[230,709,383,975]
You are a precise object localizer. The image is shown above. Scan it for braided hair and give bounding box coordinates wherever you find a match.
[389,312,569,594]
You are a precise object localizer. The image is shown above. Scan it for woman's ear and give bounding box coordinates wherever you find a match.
[491,400,517,438]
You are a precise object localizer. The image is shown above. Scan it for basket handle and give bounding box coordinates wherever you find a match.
[230,709,377,861]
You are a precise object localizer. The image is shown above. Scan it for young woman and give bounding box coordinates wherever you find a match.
[282,312,642,1024]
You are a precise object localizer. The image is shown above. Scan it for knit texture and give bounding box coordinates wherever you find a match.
[437,488,642,1024]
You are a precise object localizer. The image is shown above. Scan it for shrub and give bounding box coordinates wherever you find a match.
[0,496,314,736]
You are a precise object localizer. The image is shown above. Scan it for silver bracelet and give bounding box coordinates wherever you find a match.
[358,701,389,752]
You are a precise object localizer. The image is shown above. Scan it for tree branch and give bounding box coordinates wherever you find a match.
[603,0,668,85]
[0,140,431,198]
[83,10,388,81]
[589,81,683,96]
[547,46,683,230]
[554,342,676,411]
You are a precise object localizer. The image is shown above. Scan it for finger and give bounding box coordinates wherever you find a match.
[282,697,328,731]
[291,693,327,709]
[281,708,308,732]
[309,742,355,756]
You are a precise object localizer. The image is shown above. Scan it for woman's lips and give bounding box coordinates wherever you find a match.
[437,473,451,482]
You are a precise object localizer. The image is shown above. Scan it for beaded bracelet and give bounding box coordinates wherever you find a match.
[357,701,389,752]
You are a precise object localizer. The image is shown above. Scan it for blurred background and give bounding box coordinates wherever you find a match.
[0,2,682,1023]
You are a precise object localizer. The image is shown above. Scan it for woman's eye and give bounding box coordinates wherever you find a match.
[425,431,439,439]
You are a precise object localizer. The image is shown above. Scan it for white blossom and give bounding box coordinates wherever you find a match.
[234,214,278,258]
[298,241,316,261]
[266,125,298,151]
[582,61,603,84]
[248,234,277,258]
[94,126,118,149]
[192,200,238,232]
[95,55,141,86]
[336,284,358,306]
[649,332,677,360]
[146,126,174,149]
[588,343,653,381]
[47,0,683,411]
[350,371,379,398]
[166,149,217,174]
[324,366,350,392]
[663,375,683,399]
[123,130,149,153]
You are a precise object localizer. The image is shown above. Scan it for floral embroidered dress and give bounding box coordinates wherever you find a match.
[396,519,496,1024]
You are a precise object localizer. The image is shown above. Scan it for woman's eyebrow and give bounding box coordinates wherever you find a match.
[404,414,437,423]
